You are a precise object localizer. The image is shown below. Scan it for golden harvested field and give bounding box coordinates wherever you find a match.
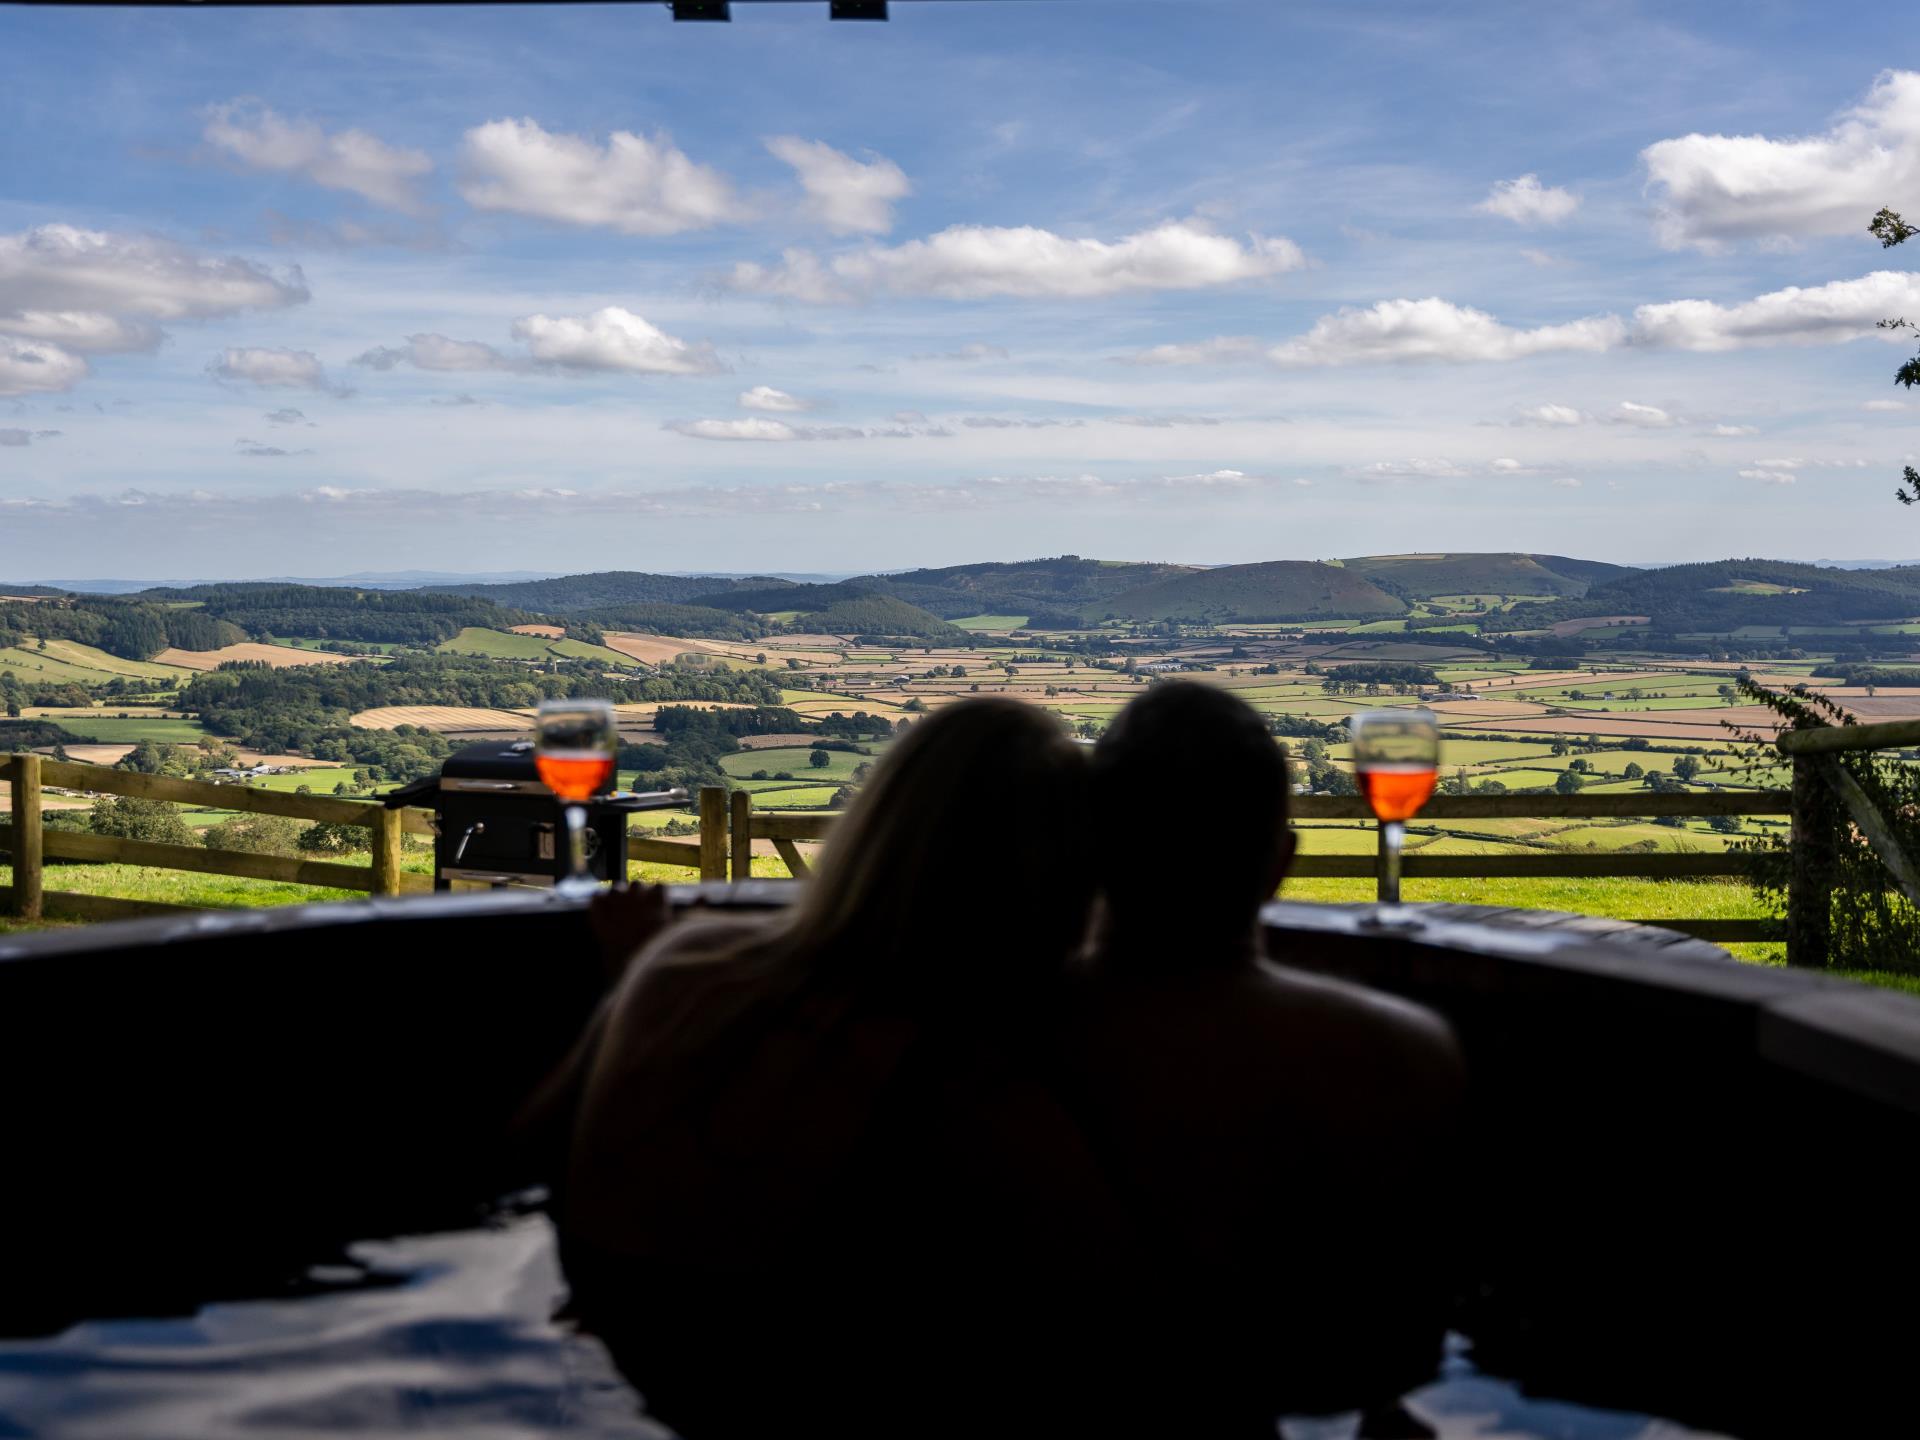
[601,633,710,665]
[157,643,355,671]
[509,623,566,638]
[1427,699,1549,718]
[234,751,344,769]
[352,705,533,732]
[50,743,137,765]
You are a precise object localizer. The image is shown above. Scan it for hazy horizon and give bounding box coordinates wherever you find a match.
[3,0,1917,575]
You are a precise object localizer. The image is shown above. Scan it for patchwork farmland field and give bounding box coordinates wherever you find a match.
[157,643,357,670]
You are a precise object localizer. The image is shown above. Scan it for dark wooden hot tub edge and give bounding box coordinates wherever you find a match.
[3,890,1917,1436]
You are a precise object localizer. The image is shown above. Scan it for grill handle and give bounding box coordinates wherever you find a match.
[451,822,486,865]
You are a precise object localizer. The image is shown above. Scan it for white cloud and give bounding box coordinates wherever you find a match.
[203,100,432,215]
[1478,174,1580,225]
[1864,399,1909,412]
[1740,469,1798,485]
[1,468,1303,523]
[1709,423,1759,436]
[668,417,805,442]
[459,118,743,236]
[509,306,721,375]
[1750,456,1871,469]
[0,224,306,322]
[738,385,809,412]
[725,220,1304,302]
[208,347,348,395]
[1118,335,1261,366]
[666,414,947,442]
[1513,403,1586,426]
[1351,457,1471,480]
[1609,400,1677,427]
[1270,298,1624,366]
[1551,477,1584,488]
[1630,270,1920,351]
[765,136,910,236]
[0,335,89,396]
[1643,71,1920,249]
[356,333,517,372]
[960,415,1084,430]
[0,310,159,353]
[1489,457,1526,472]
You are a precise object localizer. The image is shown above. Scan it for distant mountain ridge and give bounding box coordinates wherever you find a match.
[1337,553,1637,599]
[1493,559,1920,637]
[413,554,1653,627]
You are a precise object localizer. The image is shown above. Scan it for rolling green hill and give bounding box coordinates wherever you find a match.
[1095,561,1406,623]
[434,626,639,666]
[425,571,793,611]
[1338,553,1638,599]
[1493,560,1920,638]
[798,594,974,641]
[864,556,1198,621]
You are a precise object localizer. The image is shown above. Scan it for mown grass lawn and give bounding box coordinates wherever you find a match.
[46,716,209,744]
[720,746,867,782]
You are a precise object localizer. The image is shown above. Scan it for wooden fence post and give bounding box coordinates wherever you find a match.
[8,754,42,921]
[699,787,728,882]
[369,807,403,898]
[1786,753,1837,967]
[731,789,753,882]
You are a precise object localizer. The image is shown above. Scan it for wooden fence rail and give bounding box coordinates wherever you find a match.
[3,753,427,923]
[732,786,1797,943]
[8,735,1912,955]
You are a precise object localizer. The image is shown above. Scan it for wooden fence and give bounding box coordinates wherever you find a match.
[1,754,434,923]
[11,720,1920,953]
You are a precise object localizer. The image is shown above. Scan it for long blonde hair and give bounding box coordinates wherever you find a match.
[758,697,1093,1010]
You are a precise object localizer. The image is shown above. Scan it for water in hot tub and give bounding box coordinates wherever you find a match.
[0,1217,1726,1439]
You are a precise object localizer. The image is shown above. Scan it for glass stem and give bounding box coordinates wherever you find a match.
[565,802,590,883]
[1378,819,1404,905]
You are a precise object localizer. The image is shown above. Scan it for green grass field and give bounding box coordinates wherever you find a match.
[1,644,190,690]
[45,715,209,744]
[243,767,363,794]
[435,626,637,668]
[721,747,867,782]
[952,615,1029,631]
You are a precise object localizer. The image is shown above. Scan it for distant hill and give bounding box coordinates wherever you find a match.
[689,580,865,613]
[1493,559,1920,636]
[1095,561,1406,623]
[423,571,796,612]
[136,582,529,647]
[866,556,1197,621]
[1337,553,1638,599]
[798,594,974,642]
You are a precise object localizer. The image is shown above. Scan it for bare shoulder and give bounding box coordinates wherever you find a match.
[1253,959,1458,1059]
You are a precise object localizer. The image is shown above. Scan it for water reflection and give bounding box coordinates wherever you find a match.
[0,1219,1728,1440]
[0,1219,666,1439]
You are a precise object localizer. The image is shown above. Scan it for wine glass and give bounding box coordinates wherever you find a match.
[1350,708,1440,915]
[535,698,619,895]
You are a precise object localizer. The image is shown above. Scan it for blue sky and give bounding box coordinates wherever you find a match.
[2,0,1918,580]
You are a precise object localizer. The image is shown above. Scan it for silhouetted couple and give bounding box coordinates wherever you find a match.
[539,683,1462,1439]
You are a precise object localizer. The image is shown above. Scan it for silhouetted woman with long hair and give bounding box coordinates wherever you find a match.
[553,699,1123,1438]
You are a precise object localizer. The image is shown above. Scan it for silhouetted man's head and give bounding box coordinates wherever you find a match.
[1092,682,1294,947]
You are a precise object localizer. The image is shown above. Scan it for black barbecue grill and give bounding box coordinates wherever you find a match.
[383,741,688,890]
